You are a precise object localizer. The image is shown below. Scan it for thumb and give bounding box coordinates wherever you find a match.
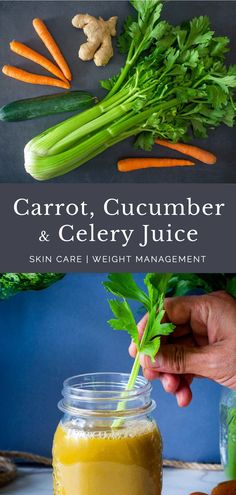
[140,344,216,378]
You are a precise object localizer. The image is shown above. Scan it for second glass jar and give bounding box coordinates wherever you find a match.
[220,388,236,479]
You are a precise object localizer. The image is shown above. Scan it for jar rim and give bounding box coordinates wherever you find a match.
[58,372,155,419]
[63,372,151,399]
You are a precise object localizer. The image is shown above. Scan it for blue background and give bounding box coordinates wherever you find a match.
[0,273,221,461]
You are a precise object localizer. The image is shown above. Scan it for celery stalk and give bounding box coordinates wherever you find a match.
[112,353,141,429]
[25,98,177,180]
[47,94,138,156]
[112,318,151,428]
[26,88,130,155]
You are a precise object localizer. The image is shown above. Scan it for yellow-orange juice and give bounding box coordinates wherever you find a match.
[53,419,162,495]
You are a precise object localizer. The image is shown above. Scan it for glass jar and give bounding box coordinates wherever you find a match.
[220,388,236,479]
[53,372,162,495]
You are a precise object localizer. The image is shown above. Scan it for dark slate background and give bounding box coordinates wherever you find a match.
[0,1,235,183]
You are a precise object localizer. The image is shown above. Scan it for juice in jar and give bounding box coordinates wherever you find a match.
[53,419,162,495]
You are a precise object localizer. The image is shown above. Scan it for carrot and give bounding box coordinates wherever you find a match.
[155,139,217,165]
[33,18,72,81]
[118,158,195,172]
[2,65,70,89]
[10,40,67,82]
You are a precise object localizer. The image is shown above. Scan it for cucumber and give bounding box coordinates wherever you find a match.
[0,91,97,122]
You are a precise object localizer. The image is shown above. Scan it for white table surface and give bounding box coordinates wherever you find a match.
[0,467,226,494]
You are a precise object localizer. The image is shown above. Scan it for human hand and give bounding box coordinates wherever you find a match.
[129,291,236,407]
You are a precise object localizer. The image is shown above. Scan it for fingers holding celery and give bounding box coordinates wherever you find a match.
[130,291,236,406]
[104,273,236,409]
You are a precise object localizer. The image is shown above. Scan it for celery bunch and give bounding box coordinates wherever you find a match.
[25,1,236,180]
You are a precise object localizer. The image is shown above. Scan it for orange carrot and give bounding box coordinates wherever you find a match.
[2,65,70,89]
[10,40,67,82]
[118,158,195,172]
[33,18,72,81]
[155,139,217,165]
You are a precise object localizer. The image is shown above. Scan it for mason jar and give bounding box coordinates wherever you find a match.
[220,388,236,479]
[53,372,162,495]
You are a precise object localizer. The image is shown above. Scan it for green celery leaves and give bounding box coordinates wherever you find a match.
[104,272,175,362]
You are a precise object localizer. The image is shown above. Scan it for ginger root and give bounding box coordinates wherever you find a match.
[72,14,118,67]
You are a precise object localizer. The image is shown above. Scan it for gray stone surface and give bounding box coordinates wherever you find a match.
[0,467,226,494]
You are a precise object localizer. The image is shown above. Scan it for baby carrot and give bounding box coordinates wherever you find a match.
[155,139,217,165]
[2,65,70,89]
[33,18,72,81]
[10,40,67,82]
[118,158,195,172]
